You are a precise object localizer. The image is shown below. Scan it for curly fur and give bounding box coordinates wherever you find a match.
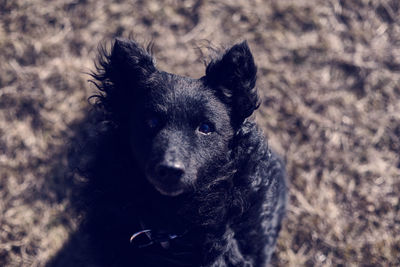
[68,38,287,267]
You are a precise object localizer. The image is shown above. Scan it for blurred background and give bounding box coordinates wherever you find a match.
[0,0,399,266]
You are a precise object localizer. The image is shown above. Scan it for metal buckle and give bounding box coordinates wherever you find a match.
[130,229,154,248]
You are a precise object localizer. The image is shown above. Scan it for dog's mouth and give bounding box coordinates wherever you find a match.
[146,176,185,197]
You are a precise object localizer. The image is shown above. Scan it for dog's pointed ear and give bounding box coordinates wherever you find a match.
[108,38,156,84]
[91,38,157,122]
[205,41,259,126]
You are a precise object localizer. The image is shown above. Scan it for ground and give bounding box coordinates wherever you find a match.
[0,0,399,266]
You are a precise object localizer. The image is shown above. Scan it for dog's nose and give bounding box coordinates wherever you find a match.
[155,162,184,182]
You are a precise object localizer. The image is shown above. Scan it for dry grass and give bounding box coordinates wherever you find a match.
[0,0,399,266]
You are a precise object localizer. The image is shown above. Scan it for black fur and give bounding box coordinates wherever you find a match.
[73,38,287,266]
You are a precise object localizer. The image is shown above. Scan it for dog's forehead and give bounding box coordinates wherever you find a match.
[166,73,202,94]
[145,72,219,111]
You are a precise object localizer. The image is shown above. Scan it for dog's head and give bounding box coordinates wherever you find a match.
[94,38,259,196]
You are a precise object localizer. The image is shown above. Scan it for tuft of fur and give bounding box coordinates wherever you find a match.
[68,38,287,267]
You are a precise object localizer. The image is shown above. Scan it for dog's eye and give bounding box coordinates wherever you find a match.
[198,122,214,135]
[147,117,159,129]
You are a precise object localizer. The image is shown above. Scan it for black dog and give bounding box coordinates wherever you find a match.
[74,38,287,266]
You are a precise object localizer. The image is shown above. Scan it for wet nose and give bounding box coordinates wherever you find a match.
[155,162,184,182]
